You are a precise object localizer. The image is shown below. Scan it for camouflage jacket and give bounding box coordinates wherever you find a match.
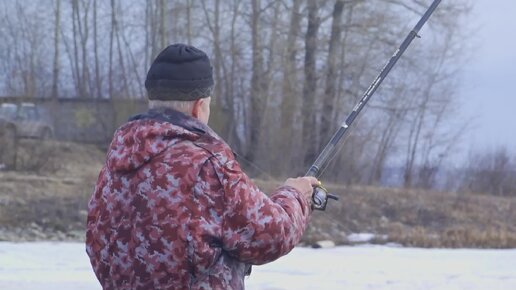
[86,108,312,290]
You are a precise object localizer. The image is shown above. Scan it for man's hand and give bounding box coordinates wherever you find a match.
[283,176,319,203]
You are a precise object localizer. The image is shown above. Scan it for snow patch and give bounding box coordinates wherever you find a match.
[1,242,516,290]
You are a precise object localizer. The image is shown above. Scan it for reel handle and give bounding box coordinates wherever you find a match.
[311,182,339,211]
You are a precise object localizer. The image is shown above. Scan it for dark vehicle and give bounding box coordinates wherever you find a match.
[0,103,54,139]
[0,116,16,169]
[0,103,54,169]
[0,105,17,169]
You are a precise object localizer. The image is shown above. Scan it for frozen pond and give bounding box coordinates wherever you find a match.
[0,242,515,290]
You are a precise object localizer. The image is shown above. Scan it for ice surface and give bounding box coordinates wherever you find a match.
[0,242,515,290]
[347,232,376,243]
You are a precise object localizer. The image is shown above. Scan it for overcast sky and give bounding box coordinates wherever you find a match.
[456,0,516,157]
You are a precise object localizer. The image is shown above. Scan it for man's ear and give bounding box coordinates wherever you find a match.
[192,99,202,119]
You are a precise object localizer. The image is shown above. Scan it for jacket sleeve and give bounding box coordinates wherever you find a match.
[208,155,312,265]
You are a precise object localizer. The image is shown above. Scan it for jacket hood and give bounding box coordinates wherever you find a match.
[105,108,218,173]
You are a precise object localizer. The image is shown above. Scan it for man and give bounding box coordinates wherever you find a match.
[86,44,318,290]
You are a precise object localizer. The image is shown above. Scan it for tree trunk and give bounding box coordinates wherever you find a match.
[109,0,115,99]
[302,0,321,165]
[200,0,231,139]
[186,0,192,44]
[247,0,264,163]
[160,0,167,48]
[260,0,282,173]
[51,0,60,99]
[226,0,242,151]
[321,0,344,144]
[280,0,302,172]
[93,0,101,98]
[78,0,90,97]
[71,0,83,97]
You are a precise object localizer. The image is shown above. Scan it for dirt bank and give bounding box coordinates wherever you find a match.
[1,140,515,248]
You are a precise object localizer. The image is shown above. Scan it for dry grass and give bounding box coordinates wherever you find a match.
[388,226,516,248]
[255,180,516,248]
[309,184,516,248]
[10,139,60,172]
[1,143,515,248]
[0,141,104,239]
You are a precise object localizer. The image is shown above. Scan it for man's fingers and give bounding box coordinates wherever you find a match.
[305,176,319,186]
[283,177,320,197]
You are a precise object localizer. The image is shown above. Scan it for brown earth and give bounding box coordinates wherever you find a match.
[1,140,515,248]
[0,139,104,241]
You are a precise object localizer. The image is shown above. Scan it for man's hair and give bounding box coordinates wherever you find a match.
[148,99,196,114]
[147,86,212,114]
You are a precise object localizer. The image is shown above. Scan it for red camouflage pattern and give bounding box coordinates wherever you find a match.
[86,109,312,290]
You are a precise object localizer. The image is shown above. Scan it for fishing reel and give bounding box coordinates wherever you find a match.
[312,181,339,211]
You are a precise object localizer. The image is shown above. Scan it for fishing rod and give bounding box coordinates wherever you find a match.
[308,0,442,210]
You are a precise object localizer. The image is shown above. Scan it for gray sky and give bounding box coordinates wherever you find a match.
[457,0,516,156]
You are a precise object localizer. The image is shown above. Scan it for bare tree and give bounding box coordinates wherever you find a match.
[51,0,61,99]
[0,0,474,188]
[93,0,101,99]
[302,0,322,165]
[279,0,303,172]
[321,0,345,144]
[225,0,245,151]
[159,0,167,49]
[186,0,193,43]
[460,147,516,196]
[246,0,266,163]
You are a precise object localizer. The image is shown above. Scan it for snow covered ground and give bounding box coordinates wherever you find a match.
[0,242,515,290]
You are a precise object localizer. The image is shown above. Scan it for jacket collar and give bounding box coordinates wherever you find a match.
[128,107,222,141]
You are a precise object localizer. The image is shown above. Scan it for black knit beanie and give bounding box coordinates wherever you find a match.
[145,44,214,101]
